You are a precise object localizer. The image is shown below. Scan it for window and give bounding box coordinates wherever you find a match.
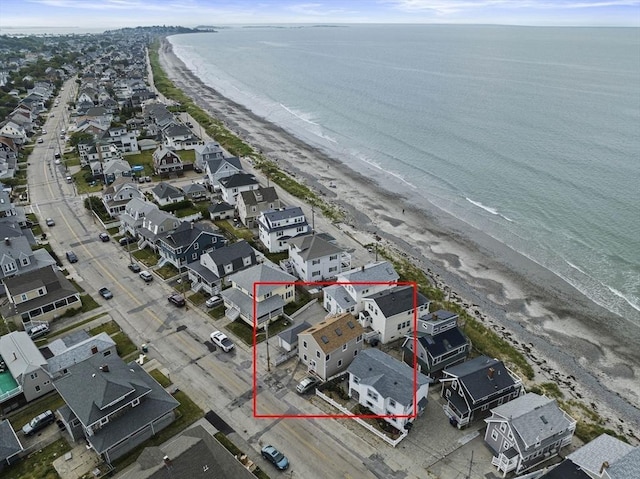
[316,351,320,358]
[296,226,305,232]
[337,359,342,367]
[30,372,38,379]
[329,266,337,273]
[303,354,307,361]
[277,231,284,237]
[452,382,457,390]
[354,350,358,357]
[103,350,112,357]
[397,323,402,330]
[356,335,362,342]
[491,429,498,441]
[500,423,506,432]
[132,398,140,407]
[312,259,320,265]
[192,253,197,260]
[326,354,330,361]
[100,417,109,426]
[194,242,199,250]
[342,343,348,351]
[329,255,337,261]
[35,385,41,392]
[389,399,396,408]
[352,376,360,384]
[21,293,28,302]
[312,271,321,277]
[302,341,307,349]
[367,389,378,401]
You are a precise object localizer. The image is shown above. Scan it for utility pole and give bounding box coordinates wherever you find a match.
[265,319,271,372]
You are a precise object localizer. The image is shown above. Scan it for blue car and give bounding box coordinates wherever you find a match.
[261,445,289,470]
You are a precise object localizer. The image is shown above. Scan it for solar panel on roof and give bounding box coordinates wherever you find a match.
[347,321,355,329]
[335,328,342,336]
[321,336,329,344]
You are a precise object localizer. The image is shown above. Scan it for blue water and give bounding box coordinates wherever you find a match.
[169,25,640,322]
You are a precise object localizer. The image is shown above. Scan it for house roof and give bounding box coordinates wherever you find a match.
[0,419,23,463]
[606,448,640,479]
[278,321,311,345]
[158,221,223,250]
[490,393,575,450]
[208,202,234,214]
[239,187,279,206]
[219,173,257,188]
[323,284,357,310]
[181,183,207,195]
[443,355,519,402]
[567,433,635,477]
[152,182,183,200]
[0,331,48,378]
[118,425,255,479]
[164,124,191,137]
[3,265,78,314]
[301,313,364,354]
[222,287,285,324]
[347,348,430,406]
[44,332,116,375]
[417,326,468,359]
[195,141,223,156]
[338,261,399,291]
[288,234,343,261]
[53,355,179,454]
[203,240,255,276]
[228,263,296,297]
[206,156,242,175]
[261,206,305,224]
[365,285,429,317]
[539,459,590,479]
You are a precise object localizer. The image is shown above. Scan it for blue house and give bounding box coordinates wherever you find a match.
[156,221,226,269]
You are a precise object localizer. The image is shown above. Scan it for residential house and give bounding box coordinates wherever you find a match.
[0,235,56,279]
[347,348,431,430]
[151,182,184,206]
[152,147,183,176]
[237,186,280,228]
[298,313,364,380]
[181,183,208,202]
[119,198,157,238]
[107,127,139,154]
[277,321,312,353]
[137,209,181,251]
[219,173,259,206]
[440,355,524,429]
[221,263,296,328]
[485,393,576,476]
[187,240,257,296]
[257,206,311,253]
[117,425,255,479]
[156,221,226,269]
[102,159,133,184]
[358,285,430,344]
[0,419,23,471]
[287,234,351,282]
[204,156,243,189]
[567,433,638,479]
[401,310,470,377]
[194,141,225,172]
[101,177,142,217]
[208,201,234,221]
[163,124,198,150]
[54,354,179,465]
[1,265,81,326]
[0,122,27,145]
[0,332,54,405]
[323,261,399,315]
[40,331,117,378]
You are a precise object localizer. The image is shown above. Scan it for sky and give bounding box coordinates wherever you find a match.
[0,0,639,31]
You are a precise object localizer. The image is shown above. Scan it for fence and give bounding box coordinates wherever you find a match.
[315,389,407,447]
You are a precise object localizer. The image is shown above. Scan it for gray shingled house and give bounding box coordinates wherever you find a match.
[54,354,179,464]
[484,392,576,476]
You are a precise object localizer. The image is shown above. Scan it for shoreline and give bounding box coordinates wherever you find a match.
[157,37,640,434]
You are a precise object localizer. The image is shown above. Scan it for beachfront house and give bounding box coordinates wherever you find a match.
[322,261,399,316]
[485,393,576,476]
[194,141,225,172]
[187,240,258,296]
[236,186,281,228]
[401,310,470,378]
[347,348,431,431]
[221,263,296,329]
[219,173,259,206]
[286,234,351,282]
[298,313,364,380]
[441,355,524,429]
[204,156,243,189]
[162,124,198,150]
[257,206,311,253]
[358,285,430,344]
[567,433,640,479]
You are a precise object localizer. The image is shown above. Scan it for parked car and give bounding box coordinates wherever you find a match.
[27,323,50,339]
[205,295,222,308]
[119,236,136,246]
[210,331,234,352]
[168,294,186,307]
[66,251,78,263]
[37,137,44,143]
[139,271,153,282]
[296,376,320,394]
[98,287,113,299]
[22,410,55,436]
[128,263,141,273]
[144,176,151,182]
[98,232,109,242]
[46,218,55,226]
[261,445,289,470]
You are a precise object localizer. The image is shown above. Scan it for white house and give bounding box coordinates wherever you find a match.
[219,173,259,206]
[358,285,430,344]
[257,207,310,253]
[347,348,431,431]
[287,235,351,282]
[323,261,399,315]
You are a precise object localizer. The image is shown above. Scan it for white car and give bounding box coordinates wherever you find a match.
[205,295,222,308]
[210,331,234,352]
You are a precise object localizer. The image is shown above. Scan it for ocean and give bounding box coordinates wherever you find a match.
[168,24,640,323]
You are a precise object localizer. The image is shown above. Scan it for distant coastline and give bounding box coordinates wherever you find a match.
[159,35,640,432]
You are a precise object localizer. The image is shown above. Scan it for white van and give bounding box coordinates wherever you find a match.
[27,324,50,339]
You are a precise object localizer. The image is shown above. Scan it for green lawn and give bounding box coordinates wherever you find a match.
[2,438,71,479]
[89,320,139,357]
[132,247,160,266]
[8,392,66,430]
[155,263,179,279]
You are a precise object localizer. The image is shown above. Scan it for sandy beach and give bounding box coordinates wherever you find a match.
[157,38,640,437]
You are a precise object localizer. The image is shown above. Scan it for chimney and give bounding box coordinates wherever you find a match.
[361,265,365,272]
[100,364,110,372]
[91,346,98,354]
[600,461,610,474]
[13,352,17,361]
[4,237,9,245]
[488,367,495,379]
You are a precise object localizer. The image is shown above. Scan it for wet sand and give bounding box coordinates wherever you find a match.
[157,38,640,436]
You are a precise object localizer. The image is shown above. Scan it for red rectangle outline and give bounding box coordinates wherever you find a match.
[252,280,421,421]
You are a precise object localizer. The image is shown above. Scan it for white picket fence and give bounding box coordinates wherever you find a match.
[315,390,407,447]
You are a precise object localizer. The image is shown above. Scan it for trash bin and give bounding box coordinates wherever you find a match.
[141,344,148,353]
